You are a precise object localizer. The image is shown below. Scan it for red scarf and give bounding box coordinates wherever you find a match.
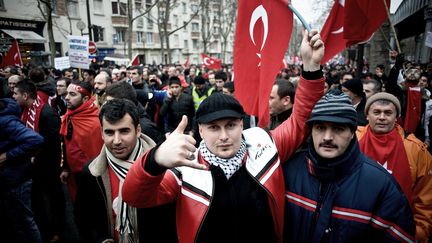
[60,96,103,172]
[359,125,412,201]
[21,96,44,132]
[404,86,422,133]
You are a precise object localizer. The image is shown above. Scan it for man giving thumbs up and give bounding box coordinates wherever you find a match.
[122,30,325,243]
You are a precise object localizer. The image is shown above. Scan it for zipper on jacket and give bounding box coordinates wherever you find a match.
[309,182,329,242]
[194,174,215,243]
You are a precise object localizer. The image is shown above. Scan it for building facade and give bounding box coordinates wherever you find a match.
[0,0,235,67]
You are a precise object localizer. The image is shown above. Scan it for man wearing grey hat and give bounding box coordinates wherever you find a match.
[283,90,415,242]
[121,30,325,243]
[357,92,432,243]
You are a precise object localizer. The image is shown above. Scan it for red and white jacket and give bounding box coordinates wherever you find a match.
[122,76,325,243]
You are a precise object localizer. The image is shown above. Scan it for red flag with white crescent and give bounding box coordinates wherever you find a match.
[234,0,293,127]
[201,53,222,70]
[2,40,23,67]
[320,0,346,64]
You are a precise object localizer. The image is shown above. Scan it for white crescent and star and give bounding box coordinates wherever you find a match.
[249,5,269,66]
[330,0,345,35]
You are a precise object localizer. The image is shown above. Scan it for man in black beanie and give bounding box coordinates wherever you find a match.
[341,78,368,125]
[191,75,214,111]
[283,89,415,242]
[160,76,195,135]
[122,29,325,243]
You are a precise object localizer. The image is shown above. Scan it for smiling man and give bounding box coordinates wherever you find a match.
[283,90,415,242]
[74,99,177,243]
[357,92,432,243]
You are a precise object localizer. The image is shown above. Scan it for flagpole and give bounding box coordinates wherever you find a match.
[379,27,393,51]
[383,0,402,53]
[288,3,312,33]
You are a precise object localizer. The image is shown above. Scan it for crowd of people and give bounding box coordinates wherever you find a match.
[0,30,431,243]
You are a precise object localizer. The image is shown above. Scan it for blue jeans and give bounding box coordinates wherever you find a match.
[0,179,42,243]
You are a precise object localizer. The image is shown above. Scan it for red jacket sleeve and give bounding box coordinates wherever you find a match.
[270,76,324,162]
[122,150,180,208]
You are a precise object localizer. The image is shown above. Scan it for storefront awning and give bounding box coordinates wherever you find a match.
[1,29,45,43]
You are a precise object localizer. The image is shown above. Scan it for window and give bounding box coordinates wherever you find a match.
[145,0,152,9]
[191,4,198,13]
[0,0,6,10]
[146,32,153,44]
[135,0,141,9]
[174,34,179,46]
[192,39,198,50]
[173,15,178,28]
[137,16,143,27]
[137,31,144,43]
[112,1,118,14]
[93,0,103,14]
[191,23,199,32]
[147,18,154,29]
[67,0,79,18]
[183,21,187,32]
[184,40,188,49]
[112,1,127,16]
[113,29,126,44]
[51,0,57,15]
[182,2,187,14]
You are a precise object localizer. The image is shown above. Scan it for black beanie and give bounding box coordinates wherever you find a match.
[193,76,206,85]
[306,89,357,129]
[168,76,181,86]
[195,93,245,123]
[341,78,365,98]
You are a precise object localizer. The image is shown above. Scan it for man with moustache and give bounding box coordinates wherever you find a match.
[283,90,415,242]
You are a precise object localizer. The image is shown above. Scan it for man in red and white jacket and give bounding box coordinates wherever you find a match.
[122,30,325,243]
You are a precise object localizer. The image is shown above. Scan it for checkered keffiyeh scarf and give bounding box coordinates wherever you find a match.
[199,140,247,179]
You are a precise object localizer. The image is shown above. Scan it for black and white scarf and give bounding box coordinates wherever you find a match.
[199,139,247,179]
[106,138,143,243]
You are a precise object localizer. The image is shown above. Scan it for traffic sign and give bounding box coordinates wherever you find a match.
[89,41,97,54]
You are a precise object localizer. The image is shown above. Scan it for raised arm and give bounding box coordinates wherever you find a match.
[271,30,325,162]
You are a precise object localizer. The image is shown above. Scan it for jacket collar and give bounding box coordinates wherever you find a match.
[306,138,361,182]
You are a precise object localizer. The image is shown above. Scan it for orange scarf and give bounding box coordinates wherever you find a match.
[359,125,412,201]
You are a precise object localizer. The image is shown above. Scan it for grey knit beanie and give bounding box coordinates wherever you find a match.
[364,92,401,117]
[306,89,357,128]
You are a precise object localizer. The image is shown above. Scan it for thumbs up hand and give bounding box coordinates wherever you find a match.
[154,116,206,170]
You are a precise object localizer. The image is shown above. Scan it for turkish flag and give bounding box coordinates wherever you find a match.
[201,54,222,70]
[234,0,292,127]
[320,0,346,64]
[183,57,190,68]
[344,0,390,46]
[129,53,139,66]
[1,40,23,67]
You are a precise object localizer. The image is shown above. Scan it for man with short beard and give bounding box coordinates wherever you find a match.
[93,73,112,107]
[59,81,103,201]
[386,53,429,140]
[75,99,176,243]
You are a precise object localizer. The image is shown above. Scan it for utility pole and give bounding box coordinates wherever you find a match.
[86,0,93,41]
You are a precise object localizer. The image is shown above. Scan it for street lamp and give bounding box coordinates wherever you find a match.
[76,20,86,36]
